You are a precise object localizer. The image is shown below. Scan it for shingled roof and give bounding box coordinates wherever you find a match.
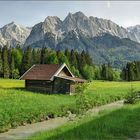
[20,63,74,81]
[20,63,86,83]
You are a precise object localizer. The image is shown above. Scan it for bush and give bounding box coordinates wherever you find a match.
[75,83,92,114]
[76,94,92,114]
[75,83,89,94]
[124,86,139,104]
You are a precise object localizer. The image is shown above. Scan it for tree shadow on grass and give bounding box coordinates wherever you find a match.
[0,86,26,91]
[0,87,69,96]
[45,106,140,140]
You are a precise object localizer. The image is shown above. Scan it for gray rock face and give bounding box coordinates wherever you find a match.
[127,25,140,42]
[24,16,62,47]
[24,11,140,47]
[62,12,99,37]
[90,17,128,37]
[0,22,31,47]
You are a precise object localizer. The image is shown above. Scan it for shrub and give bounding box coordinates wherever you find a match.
[76,94,92,114]
[75,83,92,114]
[75,83,89,94]
[124,86,139,104]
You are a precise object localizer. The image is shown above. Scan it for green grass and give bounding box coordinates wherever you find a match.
[85,81,140,106]
[0,78,24,88]
[30,102,140,140]
[0,79,140,133]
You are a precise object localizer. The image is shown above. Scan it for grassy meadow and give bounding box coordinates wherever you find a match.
[0,79,140,133]
[30,102,140,140]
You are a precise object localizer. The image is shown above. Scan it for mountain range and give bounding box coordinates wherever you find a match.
[0,11,140,68]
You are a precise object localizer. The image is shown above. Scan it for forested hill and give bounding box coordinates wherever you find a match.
[0,45,140,81]
[56,33,140,68]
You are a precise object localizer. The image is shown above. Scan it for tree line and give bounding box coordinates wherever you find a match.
[121,61,140,81]
[1,45,138,81]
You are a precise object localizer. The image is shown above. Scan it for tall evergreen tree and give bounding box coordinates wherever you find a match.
[107,63,114,81]
[85,51,93,66]
[57,50,69,66]
[45,50,58,64]
[20,47,32,75]
[11,48,23,69]
[121,61,140,81]
[101,64,107,80]
[64,48,70,61]
[80,50,87,69]
[2,45,10,78]
[40,47,46,64]
[10,55,15,79]
[70,49,78,68]
[0,50,3,77]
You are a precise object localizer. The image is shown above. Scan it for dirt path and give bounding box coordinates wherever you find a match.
[88,100,124,116]
[0,100,124,140]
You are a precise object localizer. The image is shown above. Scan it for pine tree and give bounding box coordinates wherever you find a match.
[36,49,41,64]
[64,48,70,61]
[136,61,140,80]
[70,50,78,68]
[11,48,23,70]
[0,50,3,77]
[128,62,135,81]
[40,47,46,64]
[85,51,93,66]
[101,64,107,80]
[80,50,87,67]
[57,50,69,66]
[45,50,58,64]
[82,64,94,80]
[107,64,114,81]
[121,61,140,81]
[121,68,126,80]
[94,66,101,80]
[2,45,10,78]
[20,47,32,75]
[10,55,15,79]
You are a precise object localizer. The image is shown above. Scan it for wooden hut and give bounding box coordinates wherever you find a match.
[20,63,86,94]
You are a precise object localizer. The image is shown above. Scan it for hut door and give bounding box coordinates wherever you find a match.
[59,83,70,93]
[57,81,70,93]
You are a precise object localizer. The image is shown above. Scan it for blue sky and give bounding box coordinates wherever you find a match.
[0,1,140,28]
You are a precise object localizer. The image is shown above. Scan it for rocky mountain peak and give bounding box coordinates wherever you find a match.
[63,11,96,36]
[73,11,86,18]
[64,11,88,22]
[44,16,61,23]
[0,22,31,47]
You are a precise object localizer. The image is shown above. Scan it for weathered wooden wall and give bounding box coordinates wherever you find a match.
[25,80,53,93]
[53,78,71,93]
[25,78,75,94]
